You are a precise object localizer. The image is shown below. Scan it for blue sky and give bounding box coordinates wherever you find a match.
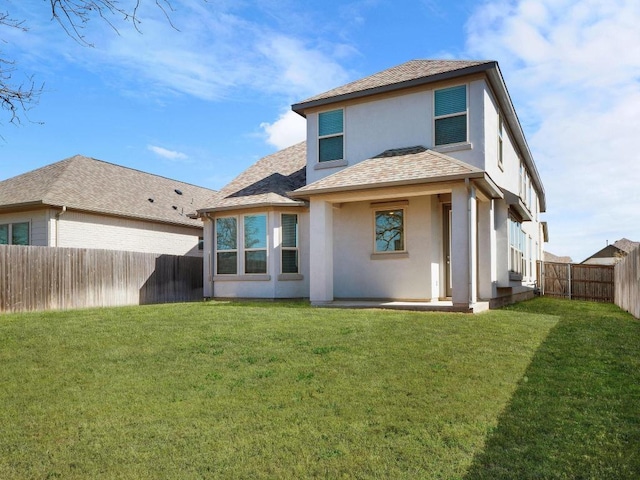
[1,0,639,262]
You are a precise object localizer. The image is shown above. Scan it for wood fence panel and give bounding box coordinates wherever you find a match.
[615,247,640,319]
[571,264,615,302]
[0,245,203,313]
[540,262,570,298]
[538,261,615,303]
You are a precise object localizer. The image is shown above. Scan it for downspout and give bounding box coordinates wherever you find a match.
[55,206,67,247]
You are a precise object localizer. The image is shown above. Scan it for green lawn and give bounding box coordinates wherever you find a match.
[0,298,638,479]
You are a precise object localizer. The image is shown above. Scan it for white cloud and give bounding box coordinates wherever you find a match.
[466,0,640,261]
[147,145,189,161]
[260,110,306,150]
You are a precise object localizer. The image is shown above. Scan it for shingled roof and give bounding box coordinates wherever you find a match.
[292,60,494,114]
[0,155,216,227]
[292,146,499,197]
[198,142,307,212]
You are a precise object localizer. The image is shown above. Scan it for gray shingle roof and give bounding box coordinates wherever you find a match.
[613,238,640,253]
[292,60,494,114]
[0,155,216,227]
[293,146,484,196]
[199,142,307,212]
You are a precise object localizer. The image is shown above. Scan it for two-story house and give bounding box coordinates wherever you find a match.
[198,60,547,311]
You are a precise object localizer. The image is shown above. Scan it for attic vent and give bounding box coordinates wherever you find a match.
[174,189,183,195]
[148,198,154,203]
[172,205,178,210]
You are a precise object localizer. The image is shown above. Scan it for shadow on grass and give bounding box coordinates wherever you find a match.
[465,298,640,480]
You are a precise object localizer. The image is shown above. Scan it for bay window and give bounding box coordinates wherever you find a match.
[281,214,299,274]
[244,214,267,274]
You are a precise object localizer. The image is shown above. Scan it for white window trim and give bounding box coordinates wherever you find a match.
[433,84,469,147]
[317,108,345,164]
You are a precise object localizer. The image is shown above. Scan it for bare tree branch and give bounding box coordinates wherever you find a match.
[0,1,178,129]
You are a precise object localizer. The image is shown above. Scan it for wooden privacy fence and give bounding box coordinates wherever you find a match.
[615,247,640,319]
[537,261,615,303]
[0,245,203,313]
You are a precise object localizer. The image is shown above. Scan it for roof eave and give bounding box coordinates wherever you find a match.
[290,171,496,200]
[197,200,307,215]
[485,67,546,212]
[291,62,497,117]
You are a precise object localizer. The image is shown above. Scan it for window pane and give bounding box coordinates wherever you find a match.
[319,136,344,162]
[282,250,298,274]
[216,217,237,250]
[217,252,237,274]
[12,223,29,245]
[375,210,404,252]
[435,115,467,145]
[282,214,298,248]
[244,215,267,249]
[435,85,466,116]
[245,250,267,274]
[319,110,343,136]
[0,225,8,245]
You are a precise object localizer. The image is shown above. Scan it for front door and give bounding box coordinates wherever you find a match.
[443,204,452,298]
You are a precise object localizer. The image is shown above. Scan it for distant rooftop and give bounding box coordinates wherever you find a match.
[0,155,216,227]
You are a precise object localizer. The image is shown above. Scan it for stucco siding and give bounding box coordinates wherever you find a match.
[57,210,202,256]
[306,78,490,185]
[333,196,441,300]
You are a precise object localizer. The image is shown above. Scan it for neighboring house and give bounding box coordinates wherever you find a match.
[199,60,547,311]
[581,238,640,265]
[0,155,216,256]
[544,251,573,263]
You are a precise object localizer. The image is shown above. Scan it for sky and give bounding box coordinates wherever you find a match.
[1,0,639,262]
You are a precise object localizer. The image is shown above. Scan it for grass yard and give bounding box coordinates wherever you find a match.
[0,298,638,479]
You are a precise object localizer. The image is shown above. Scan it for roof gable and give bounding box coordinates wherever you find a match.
[199,142,307,212]
[292,60,494,114]
[0,155,217,227]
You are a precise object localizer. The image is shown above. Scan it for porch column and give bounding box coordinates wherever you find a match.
[309,198,334,303]
[478,199,497,299]
[451,184,477,308]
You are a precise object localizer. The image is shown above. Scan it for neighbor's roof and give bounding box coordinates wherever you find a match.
[292,60,494,114]
[544,251,573,264]
[198,142,307,213]
[291,146,500,198]
[613,238,640,253]
[0,155,216,227]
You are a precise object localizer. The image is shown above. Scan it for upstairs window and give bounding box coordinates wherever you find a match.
[498,115,504,170]
[375,209,405,252]
[0,222,29,245]
[281,214,299,274]
[318,109,344,162]
[434,85,467,146]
